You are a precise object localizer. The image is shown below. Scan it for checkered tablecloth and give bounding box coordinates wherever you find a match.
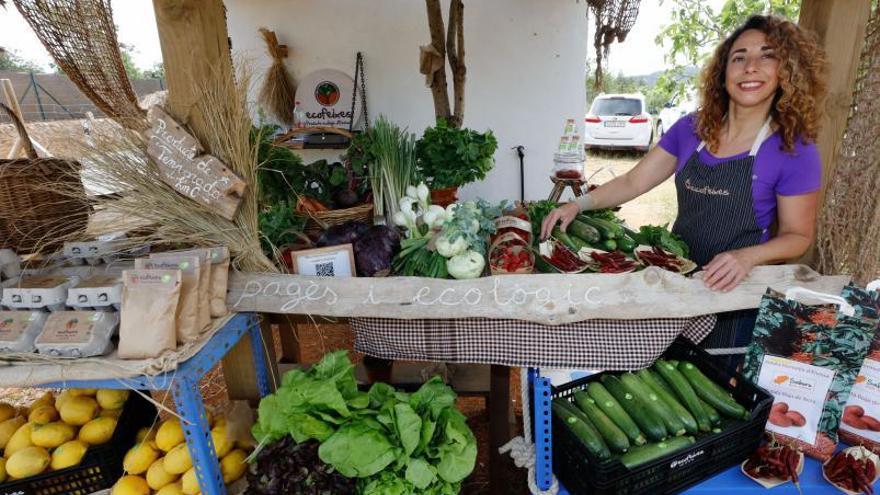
[350,315,717,369]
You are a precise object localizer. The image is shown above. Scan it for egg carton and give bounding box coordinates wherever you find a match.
[63,235,149,266]
[35,310,119,357]
[0,275,81,311]
[0,310,49,353]
[66,274,123,310]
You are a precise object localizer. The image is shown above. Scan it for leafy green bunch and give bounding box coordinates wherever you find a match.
[440,199,507,256]
[253,351,477,494]
[416,118,498,190]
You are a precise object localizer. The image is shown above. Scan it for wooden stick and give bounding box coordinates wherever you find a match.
[446,0,466,128]
[425,0,451,121]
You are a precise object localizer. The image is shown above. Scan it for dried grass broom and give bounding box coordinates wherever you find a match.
[258,28,297,126]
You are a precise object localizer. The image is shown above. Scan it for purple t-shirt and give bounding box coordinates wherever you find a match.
[658,113,821,242]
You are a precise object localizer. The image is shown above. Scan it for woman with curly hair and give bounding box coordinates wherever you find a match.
[541,15,827,355]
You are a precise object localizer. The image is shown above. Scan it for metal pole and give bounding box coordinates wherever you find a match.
[29,72,46,121]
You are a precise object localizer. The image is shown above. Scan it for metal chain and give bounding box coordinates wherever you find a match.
[349,52,369,132]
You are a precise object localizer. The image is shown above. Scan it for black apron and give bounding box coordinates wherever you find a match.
[672,119,772,357]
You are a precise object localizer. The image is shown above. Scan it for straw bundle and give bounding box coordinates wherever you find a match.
[46,63,277,273]
[258,28,297,126]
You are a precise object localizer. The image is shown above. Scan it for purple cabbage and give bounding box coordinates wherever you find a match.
[316,221,370,248]
[353,225,400,277]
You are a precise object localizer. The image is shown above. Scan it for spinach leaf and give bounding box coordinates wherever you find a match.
[406,458,438,489]
[394,403,422,457]
[319,422,397,478]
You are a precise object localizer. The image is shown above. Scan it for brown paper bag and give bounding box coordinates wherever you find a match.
[136,257,202,343]
[152,249,212,328]
[119,270,180,359]
[207,246,230,317]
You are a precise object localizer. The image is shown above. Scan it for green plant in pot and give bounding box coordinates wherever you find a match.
[416,118,498,206]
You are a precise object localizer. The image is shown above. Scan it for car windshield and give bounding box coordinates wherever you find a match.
[591,98,642,116]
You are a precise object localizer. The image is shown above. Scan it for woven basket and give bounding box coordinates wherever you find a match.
[0,104,89,254]
[304,202,374,235]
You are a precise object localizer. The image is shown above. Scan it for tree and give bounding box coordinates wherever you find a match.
[421,0,466,128]
[119,42,142,80]
[654,0,800,102]
[0,48,44,73]
[143,62,165,80]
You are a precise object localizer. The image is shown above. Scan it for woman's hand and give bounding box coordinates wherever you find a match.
[702,249,757,292]
[540,202,579,240]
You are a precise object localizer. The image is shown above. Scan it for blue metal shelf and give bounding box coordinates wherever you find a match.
[531,367,841,495]
[38,312,269,495]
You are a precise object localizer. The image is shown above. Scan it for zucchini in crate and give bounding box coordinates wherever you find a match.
[677,361,749,420]
[653,360,712,433]
[637,369,698,435]
[552,399,611,460]
[698,397,722,426]
[572,391,630,453]
[600,375,667,441]
[586,382,646,446]
[619,436,696,469]
[620,373,687,437]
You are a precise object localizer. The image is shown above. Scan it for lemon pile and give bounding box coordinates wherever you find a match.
[111,413,248,495]
[0,388,130,483]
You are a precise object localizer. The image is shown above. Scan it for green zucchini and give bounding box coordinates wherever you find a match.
[600,375,667,441]
[552,227,581,253]
[572,391,630,453]
[699,397,721,426]
[620,373,686,437]
[653,360,712,432]
[586,382,646,446]
[602,239,618,252]
[637,369,698,435]
[619,436,696,469]
[567,233,590,252]
[552,400,610,460]
[617,235,637,253]
[577,214,624,240]
[568,220,601,244]
[677,361,749,420]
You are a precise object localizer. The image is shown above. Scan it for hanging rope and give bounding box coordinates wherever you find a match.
[498,368,560,495]
[13,0,146,129]
[587,0,641,89]
[817,4,880,284]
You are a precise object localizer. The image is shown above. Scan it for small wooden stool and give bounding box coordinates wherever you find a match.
[548,176,587,202]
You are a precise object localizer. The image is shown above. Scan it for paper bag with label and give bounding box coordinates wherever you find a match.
[743,288,878,461]
[136,257,202,343]
[839,282,880,453]
[207,247,229,317]
[150,249,212,328]
[119,270,180,359]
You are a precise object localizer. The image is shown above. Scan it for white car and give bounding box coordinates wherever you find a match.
[656,95,697,137]
[584,93,653,152]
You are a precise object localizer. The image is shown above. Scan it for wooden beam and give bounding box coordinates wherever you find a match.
[152,0,278,401]
[798,0,871,265]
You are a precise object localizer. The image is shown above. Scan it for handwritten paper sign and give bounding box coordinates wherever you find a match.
[145,106,248,221]
[226,265,849,325]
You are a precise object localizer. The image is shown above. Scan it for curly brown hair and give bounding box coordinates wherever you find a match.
[696,15,828,153]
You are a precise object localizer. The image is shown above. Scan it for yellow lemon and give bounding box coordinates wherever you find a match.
[6,446,50,479]
[5,422,35,457]
[0,403,17,423]
[220,449,247,484]
[123,442,159,475]
[146,457,178,490]
[0,457,7,483]
[210,426,232,458]
[28,392,54,414]
[135,426,156,443]
[96,389,130,410]
[163,443,192,475]
[31,422,75,449]
[68,389,97,397]
[0,416,26,450]
[59,396,98,426]
[181,467,200,494]
[78,416,117,445]
[156,482,184,495]
[27,405,59,425]
[50,440,88,470]
[111,475,150,495]
[156,420,185,452]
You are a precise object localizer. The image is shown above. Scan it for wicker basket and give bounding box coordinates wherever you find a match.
[304,202,374,235]
[0,104,89,254]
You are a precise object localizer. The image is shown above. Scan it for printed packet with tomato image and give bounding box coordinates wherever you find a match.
[839,281,880,454]
[743,288,878,461]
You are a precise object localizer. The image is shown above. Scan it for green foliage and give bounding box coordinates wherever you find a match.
[142,62,164,80]
[654,0,800,99]
[258,200,306,253]
[0,49,44,73]
[118,42,142,80]
[416,118,498,190]
[252,351,477,494]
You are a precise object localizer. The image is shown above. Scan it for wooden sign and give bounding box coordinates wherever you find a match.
[145,105,247,220]
[227,265,851,325]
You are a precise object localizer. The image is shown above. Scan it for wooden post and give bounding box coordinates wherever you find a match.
[153,0,279,400]
[798,0,871,264]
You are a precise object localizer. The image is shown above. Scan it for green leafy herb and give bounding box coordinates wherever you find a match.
[416,118,498,190]
[635,224,690,258]
[258,201,306,254]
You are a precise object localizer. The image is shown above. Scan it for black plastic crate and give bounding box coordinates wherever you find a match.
[552,337,773,495]
[0,390,157,495]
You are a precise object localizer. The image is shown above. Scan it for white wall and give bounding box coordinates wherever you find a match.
[225,0,587,203]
